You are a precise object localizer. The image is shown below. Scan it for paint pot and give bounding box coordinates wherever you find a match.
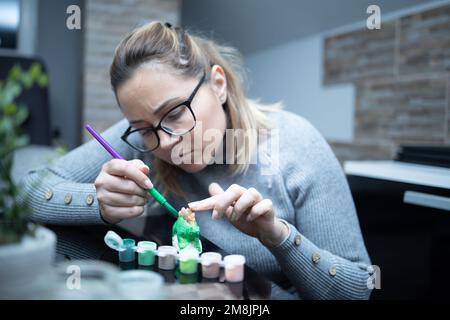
[200,252,222,279]
[118,238,136,263]
[157,246,177,270]
[179,272,198,284]
[104,231,136,263]
[136,241,157,266]
[224,255,245,283]
[178,248,199,274]
[119,261,135,271]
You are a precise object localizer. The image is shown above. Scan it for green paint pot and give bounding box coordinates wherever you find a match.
[179,272,197,284]
[137,241,157,266]
[179,248,199,274]
[118,238,136,263]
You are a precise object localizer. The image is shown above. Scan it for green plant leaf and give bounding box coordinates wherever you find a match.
[0,117,14,132]
[3,103,17,115]
[14,135,29,149]
[20,72,33,89]
[37,74,49,88]
[2,81,22,105]
[14,106,29,125]
[8,65,22,81]
[0,62,44,244]
[29,63,42,81]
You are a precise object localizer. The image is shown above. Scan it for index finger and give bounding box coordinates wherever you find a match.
[188,195,220,211]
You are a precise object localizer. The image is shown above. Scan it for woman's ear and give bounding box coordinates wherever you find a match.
[210,65,227,104]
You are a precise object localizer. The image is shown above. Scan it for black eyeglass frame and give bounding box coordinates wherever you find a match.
[121,72,206,152]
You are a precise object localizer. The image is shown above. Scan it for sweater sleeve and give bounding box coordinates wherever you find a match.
[18,118,139,225]
[268,113,373,300]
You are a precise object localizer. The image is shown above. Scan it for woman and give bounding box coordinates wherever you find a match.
[21,21,372,299]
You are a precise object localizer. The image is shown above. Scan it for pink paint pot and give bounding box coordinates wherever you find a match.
[200,252,222,279]
[224,255,245,283]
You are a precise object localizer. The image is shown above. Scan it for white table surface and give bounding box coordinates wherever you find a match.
[344,160,450,190]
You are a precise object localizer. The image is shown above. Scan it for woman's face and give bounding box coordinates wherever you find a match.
[117,63,227,173]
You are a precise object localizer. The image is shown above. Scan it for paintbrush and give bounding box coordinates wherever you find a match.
[85,124,179,218]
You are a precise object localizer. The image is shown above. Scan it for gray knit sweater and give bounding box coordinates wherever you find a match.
[20,110,372,300]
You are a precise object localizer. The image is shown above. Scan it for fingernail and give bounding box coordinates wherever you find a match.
[188,201,198,209]
[144,178,153,189]
[212,209,218,220]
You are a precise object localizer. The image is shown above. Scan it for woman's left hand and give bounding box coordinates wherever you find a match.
[188,183,289,248]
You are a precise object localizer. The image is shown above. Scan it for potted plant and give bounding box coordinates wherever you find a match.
[0,62,56,299]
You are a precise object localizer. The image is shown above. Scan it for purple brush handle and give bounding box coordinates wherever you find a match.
[85,124,125,160]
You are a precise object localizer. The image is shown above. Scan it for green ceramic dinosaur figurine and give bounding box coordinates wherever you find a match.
[172,207,202,253]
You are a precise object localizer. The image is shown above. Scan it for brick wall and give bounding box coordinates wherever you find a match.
[324,4,450,163]
[82,0,180,140]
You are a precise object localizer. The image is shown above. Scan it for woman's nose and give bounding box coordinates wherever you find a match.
[158,130,181,149]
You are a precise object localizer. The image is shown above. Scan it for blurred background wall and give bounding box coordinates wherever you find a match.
[82,0,180,139]
[182,0,450,163]
[36,0,85,149]
[324,2,450,162]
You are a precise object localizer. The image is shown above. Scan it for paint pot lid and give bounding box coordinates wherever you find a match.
[157,245,178,257]
[104,230,125,252]
[179,247,199,261]
[224,254,246,266]
[200,252,222,265]
[136,241,157,253]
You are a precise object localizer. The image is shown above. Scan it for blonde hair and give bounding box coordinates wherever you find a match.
[110,21,281,198]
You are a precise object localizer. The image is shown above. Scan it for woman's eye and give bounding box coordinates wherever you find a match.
[138,128,153,136]
[166,107,183,120]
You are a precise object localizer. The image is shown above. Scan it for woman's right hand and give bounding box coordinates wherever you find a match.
[95,159,153,224]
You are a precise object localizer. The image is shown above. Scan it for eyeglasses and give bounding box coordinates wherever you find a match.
[121,72,206,152]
